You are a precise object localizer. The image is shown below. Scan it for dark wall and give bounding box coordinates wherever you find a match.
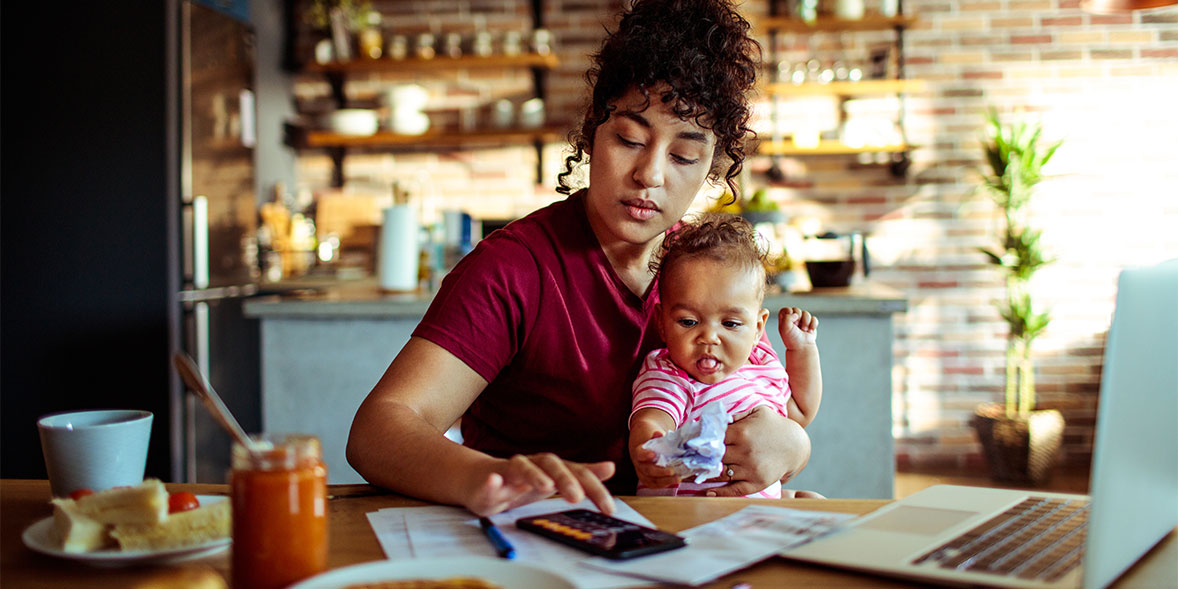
[1,2,174,479]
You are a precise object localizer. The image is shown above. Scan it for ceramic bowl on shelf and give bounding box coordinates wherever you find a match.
[390,110,429,135]
[325,109,379,136]
[805,259,855,288]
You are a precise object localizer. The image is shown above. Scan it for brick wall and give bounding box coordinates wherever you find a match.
[290,0,1178,474]
[877,0,1178,472]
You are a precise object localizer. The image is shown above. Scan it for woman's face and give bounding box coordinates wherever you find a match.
[584,86,716,249]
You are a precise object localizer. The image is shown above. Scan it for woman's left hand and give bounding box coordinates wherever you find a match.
[701,406,811,496]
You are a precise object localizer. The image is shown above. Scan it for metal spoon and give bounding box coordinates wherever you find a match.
[173,352,260,452]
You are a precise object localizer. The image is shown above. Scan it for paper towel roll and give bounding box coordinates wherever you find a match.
[379,205,419,292]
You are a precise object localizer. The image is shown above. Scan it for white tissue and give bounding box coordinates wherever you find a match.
[641,403,729,483]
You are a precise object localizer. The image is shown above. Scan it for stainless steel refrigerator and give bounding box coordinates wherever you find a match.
[168,0,261,483]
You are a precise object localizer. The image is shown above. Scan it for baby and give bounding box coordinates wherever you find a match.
[629,212,821,498]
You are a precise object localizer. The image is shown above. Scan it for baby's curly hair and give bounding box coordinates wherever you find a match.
[653,212,768,299]
[556,0,760,199]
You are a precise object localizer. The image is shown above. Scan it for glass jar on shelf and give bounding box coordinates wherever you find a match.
[415,32,436,59]
[387,34,408,60]
[358,11,383,59]
[531,28,553,55]
[502,31,523,56]
[443,32,463,58]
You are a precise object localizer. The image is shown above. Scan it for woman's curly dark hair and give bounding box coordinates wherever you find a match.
[556,0,760,200]
[652,212,768,299]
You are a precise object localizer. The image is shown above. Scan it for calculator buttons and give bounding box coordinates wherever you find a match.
[516,509,686,559]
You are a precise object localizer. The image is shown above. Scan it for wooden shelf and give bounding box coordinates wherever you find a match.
[287,125,566,150]
[755,15,916,33]
[755,11,917,176]
[302,53,559,75]
[757,141,912,155]
[763,79,927,96]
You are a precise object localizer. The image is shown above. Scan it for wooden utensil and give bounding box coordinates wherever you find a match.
[172,352,260,453]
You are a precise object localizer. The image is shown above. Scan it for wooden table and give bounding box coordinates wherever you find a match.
[2,480,1174,588]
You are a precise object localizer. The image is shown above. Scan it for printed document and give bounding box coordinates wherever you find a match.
[366,501,854,588]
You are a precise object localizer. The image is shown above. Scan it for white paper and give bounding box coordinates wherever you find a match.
[581,505,856,586]
[367,498,654,589]
[367,509,413,558]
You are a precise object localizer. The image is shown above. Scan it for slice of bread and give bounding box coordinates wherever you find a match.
[71,479,169,525]
[111,499,231,551]
[49,498,114,553]
[128,565,228,589]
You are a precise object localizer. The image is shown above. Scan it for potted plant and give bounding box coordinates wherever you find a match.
[970,108,1064,486]
[304,0,373,63]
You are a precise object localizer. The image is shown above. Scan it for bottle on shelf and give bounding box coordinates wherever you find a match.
[358,11,383,59]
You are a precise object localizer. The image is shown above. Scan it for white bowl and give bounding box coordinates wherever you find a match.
[390,110,430,135]
[326,109,379,136]
[385,84,429,110]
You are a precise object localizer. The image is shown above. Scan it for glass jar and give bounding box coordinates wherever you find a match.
[531,28,552,56]
[502,31,523,56]
[388,35,409,60]
[443,32,463,58]
[231,434,328,589]
[358,11,383,59]
[415,32,436,59]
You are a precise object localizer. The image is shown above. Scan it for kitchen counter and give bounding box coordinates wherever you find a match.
[243,275,904,318]
[244,277,907,318]
[244,279,907,498]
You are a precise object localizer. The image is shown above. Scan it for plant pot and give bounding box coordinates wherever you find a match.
[971,404,1065,486]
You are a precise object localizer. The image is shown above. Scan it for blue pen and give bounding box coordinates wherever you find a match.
[479,516,517,559]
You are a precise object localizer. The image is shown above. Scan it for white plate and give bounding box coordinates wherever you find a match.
[290,556,576,589]
[22,495,230,566]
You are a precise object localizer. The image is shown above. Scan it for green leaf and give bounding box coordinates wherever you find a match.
[978,247,1005,266]
[978,107,1062,414]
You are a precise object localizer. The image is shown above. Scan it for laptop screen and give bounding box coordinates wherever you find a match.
[1084,259,1178,589]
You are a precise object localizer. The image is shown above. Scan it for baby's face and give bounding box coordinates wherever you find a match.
[657,257,768,384]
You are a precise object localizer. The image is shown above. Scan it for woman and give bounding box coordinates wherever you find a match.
[347,0,811,516]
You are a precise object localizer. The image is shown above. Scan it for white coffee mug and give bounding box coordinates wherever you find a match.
[38,409,153,497]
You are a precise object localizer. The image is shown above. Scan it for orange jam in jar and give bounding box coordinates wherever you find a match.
[230,434,328,589]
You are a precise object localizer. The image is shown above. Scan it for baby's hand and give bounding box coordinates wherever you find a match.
[628,429,681,489]
[778,307,819,350]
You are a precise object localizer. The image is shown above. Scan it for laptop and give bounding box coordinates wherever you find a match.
[782,259,1178,589]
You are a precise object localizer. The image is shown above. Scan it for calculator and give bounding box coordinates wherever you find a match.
[515,509,687,560]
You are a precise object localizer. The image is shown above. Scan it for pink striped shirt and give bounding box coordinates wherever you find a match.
[631,339,791,498]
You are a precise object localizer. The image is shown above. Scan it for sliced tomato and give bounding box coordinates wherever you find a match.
[68,488,94,501]
[168,491,200,513]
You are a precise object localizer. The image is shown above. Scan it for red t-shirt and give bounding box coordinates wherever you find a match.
[413,190,661,493]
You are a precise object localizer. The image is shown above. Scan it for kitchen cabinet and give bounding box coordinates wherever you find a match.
[284,7,560,187]
[756,11,923,174]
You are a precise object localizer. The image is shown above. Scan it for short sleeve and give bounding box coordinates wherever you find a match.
[413,234,540,382]
[630,350,691,427]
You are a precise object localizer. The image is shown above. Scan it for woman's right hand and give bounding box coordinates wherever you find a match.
[349,339,618,517]
[465,453,617,516]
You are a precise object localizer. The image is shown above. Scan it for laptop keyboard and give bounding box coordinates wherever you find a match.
[913,496,1090,582]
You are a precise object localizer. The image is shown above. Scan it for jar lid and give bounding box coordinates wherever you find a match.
[233,433,321,471]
